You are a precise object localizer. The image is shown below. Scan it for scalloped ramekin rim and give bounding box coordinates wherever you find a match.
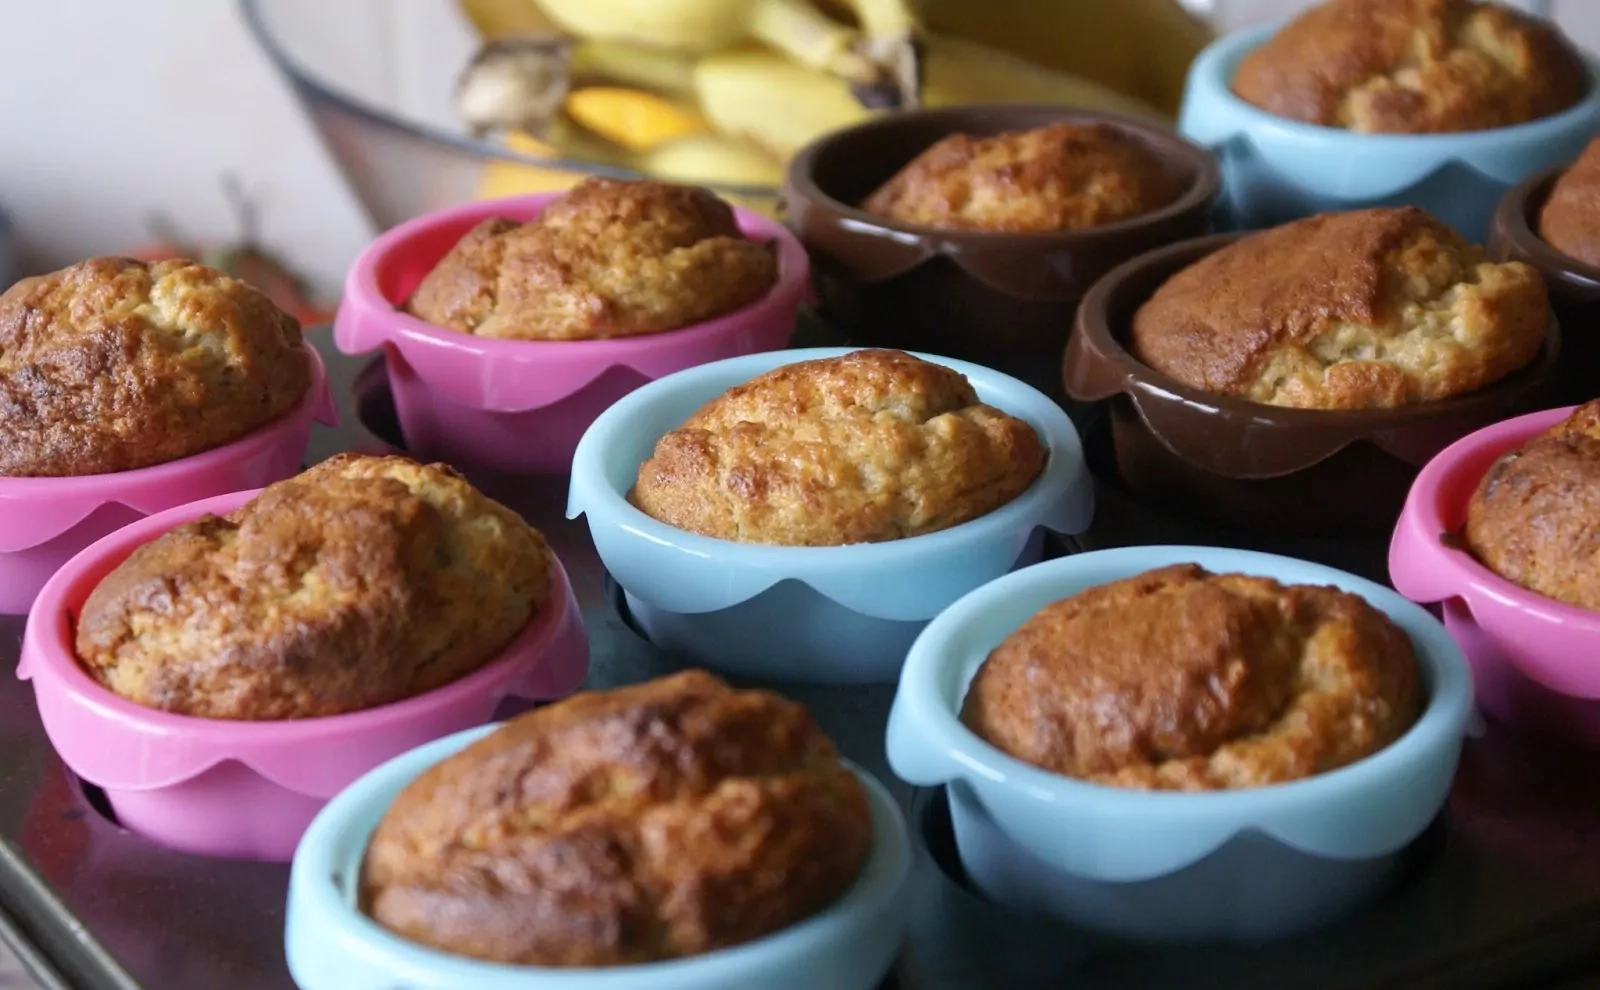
[1395,404,1600,632]
[892,545,1473,819]
[287,729,911,990]
[567,346,1090,571]
[1190,24,1600,148]
[20,488,581,756]
[335,192,811,365]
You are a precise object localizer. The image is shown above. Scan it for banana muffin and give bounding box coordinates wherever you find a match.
[961,563,1422,790]
[1130,207,1549,410]
[360,670,872,966]
[631,349,1046,546]
[405,177,778,340]
[74,453,551,720]
[1464,400,1600,611]
[0,256,311,478]
[862,122,1184,233]
[1539,137,1600,269]
[1231,0,1587,133]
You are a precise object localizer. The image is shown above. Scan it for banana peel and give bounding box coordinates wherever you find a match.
[917,0,1211,117]
[695,37,1164,163]
[564,87,709,151]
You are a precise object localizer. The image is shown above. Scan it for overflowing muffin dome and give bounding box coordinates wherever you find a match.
[1539,137,1600,269]
[1231,0,1587,133]
[74,453,550,720]
[1464,400,1600,611]
[360,670,872,967]
[1131,207,1549,410]
[961,564,1422,790]
[0,256,311,478]
[631,349,1046,546]
[862,122,1183,233]
[405,177,778,340]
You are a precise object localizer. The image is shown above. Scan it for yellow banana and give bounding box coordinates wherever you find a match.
[694,37,1164,163]
[917,0,1211,117]
[638,134,785,187]
[564,87,709,151]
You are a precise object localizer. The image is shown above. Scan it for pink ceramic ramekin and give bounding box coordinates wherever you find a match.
[335,192,810,475]
[17,488,590,862]
[0,343,335,616]
[1390,406,1600,746]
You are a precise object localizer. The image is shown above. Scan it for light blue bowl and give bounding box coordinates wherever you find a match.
[1181,25,1600,241]
[567,348,1092,684]
[285,724,912,990]
[886,546,1473,943]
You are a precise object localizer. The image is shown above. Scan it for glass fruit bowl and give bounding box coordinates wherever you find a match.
[239,0,781,230]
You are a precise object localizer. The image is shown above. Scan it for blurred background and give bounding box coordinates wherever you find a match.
[0,0,1591,309]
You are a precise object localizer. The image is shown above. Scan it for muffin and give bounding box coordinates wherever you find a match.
[404,177,779,340]
[630,348,1046,546]
[862,122,1184,233]
[74,453,551,720]
[1464,400,1600,610]
[1231,0,1587,133]
[1539,137,1600,269]
[1130,207,1550,410]
[0,256,311,478]
[961,563,1422,790]
[360,669,872,966]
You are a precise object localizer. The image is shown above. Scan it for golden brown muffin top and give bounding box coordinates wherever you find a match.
[1130,207,1549,410]
[1231,0,1587,133]
[74,454,550,720]
[961,564,1422,790]
[1539,137,1600,269]
[404,178,778,341]
[1465,400,1600,610]
[630,349,1045,546]
[0,256,310,478]
[360,670,872,967]
[861,122,1184,233]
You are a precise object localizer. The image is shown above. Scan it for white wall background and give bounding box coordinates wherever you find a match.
[1,0,1597,303]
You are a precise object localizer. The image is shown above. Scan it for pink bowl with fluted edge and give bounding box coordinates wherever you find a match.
[17,488,590,861]
[335,192,810,475]
[0,342,336,616]
[1389,405,1600,746]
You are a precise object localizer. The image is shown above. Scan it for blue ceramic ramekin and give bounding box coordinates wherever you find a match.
[567,347,1092,684]
[1180,24,1600,240]
[885,546,1473,943]
[285,724,912,990]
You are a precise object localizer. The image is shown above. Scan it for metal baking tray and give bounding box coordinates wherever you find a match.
[3,332,1600,989]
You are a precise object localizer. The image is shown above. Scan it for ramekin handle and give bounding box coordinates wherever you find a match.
[884,691,963,788]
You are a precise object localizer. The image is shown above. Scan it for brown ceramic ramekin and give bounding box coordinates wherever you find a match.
[1064,233,1561,536]
[1489,164,1600,406]
[784,105,1220,400]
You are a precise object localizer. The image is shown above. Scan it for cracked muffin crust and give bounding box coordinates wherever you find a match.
[862,122,1184,233]
[1130,207,1549,410]
[961,564,1422,790]
[1539,137,1600,269]
[1465,400,1600,611]
[404,177,779,340]
[0,256,311,478]
[74,453,551,720]
[360,670,872,967]
[1231,0,1587,133]
[630,349,1046,546]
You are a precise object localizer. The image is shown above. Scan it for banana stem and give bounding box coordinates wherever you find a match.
[838,0,917,39]
[745,0,877,84]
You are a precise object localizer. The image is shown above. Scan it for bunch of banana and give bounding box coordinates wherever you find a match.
[453,0,1211,206]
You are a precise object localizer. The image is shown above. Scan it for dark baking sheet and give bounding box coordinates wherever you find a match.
[1,331,1600,989]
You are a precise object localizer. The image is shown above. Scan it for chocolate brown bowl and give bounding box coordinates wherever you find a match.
[1064,233,1560,537]
[784,104,1220,401]
[1489,165,1600,406]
